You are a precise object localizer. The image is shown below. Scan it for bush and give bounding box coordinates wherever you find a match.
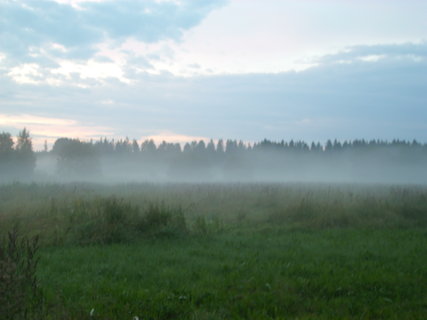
[0,228,43,320]
[193,216,208,235]
[68,197,140,245]
[139,203,188,238]
[67,198,189,245]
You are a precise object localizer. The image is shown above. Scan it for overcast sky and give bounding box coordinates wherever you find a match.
[1,0,426,149]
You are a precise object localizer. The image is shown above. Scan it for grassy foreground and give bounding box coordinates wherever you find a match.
[1,183,427,319]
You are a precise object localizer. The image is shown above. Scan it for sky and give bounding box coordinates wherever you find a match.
[0,0,426,150]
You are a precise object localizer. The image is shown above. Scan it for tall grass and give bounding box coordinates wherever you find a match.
[1,183,426,245]
[0,228,43,320]
[0,183,427,319]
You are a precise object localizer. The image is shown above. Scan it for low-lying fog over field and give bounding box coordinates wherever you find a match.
[33,137,427,184]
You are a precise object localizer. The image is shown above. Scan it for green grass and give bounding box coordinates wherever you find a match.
[1,183,427,319]
[38,228,427,319]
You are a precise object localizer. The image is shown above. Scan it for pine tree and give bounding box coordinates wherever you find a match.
[0,132,14,155]
[0,132,15,177]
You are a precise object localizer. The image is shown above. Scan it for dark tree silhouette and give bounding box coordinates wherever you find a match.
[52,138,101,178]
[0,129,36,180]
[0,132,14,178]
[15,129,36,177]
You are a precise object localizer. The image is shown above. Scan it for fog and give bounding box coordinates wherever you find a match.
[27,139,427,185]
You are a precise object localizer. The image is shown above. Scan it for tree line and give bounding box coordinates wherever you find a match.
[52,136,427,182]
[53,136,426,156]
[1,129,427,182]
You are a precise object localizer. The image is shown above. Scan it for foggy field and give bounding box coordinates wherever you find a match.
[3,0,427,319]
[1,182,427,319]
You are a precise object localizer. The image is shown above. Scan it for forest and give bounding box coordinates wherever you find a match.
[1,129,427,183]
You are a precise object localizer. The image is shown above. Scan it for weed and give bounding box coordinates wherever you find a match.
[0,228,43,320]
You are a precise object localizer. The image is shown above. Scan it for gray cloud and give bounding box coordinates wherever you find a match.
[2,42,426,143]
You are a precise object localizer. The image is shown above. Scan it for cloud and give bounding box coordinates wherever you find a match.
[3,0,426,84]
[0,114,75,126]
[100,43,427,142]
[144,0,427,76]
[140,131,210,145]
[1,42,426,144]
[0,113,114,150]
[0,0,226,65]
[317,41,427,65]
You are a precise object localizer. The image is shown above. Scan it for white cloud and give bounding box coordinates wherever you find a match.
[51,59,131,83]
[358,55,386,62]
[50,42,68,53]
[140,131,210,145]
[53,0,105,8]
[3,0,427,84]
[0,0,227,84]
[7,64,44,84]
[137,0,427,76]
[0,114,76,126]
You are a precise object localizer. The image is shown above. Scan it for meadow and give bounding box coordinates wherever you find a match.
[1,183,427,319]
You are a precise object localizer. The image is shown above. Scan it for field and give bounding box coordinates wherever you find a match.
[1,183,427,319]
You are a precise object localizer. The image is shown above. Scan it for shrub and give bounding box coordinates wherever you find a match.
[192,216,208,235]
[68,197,140,245]
[67,198,188,244]
[139,203,188,238]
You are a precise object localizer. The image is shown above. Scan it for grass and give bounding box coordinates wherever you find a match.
[38,228,427,319]
[1,183,427,319]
